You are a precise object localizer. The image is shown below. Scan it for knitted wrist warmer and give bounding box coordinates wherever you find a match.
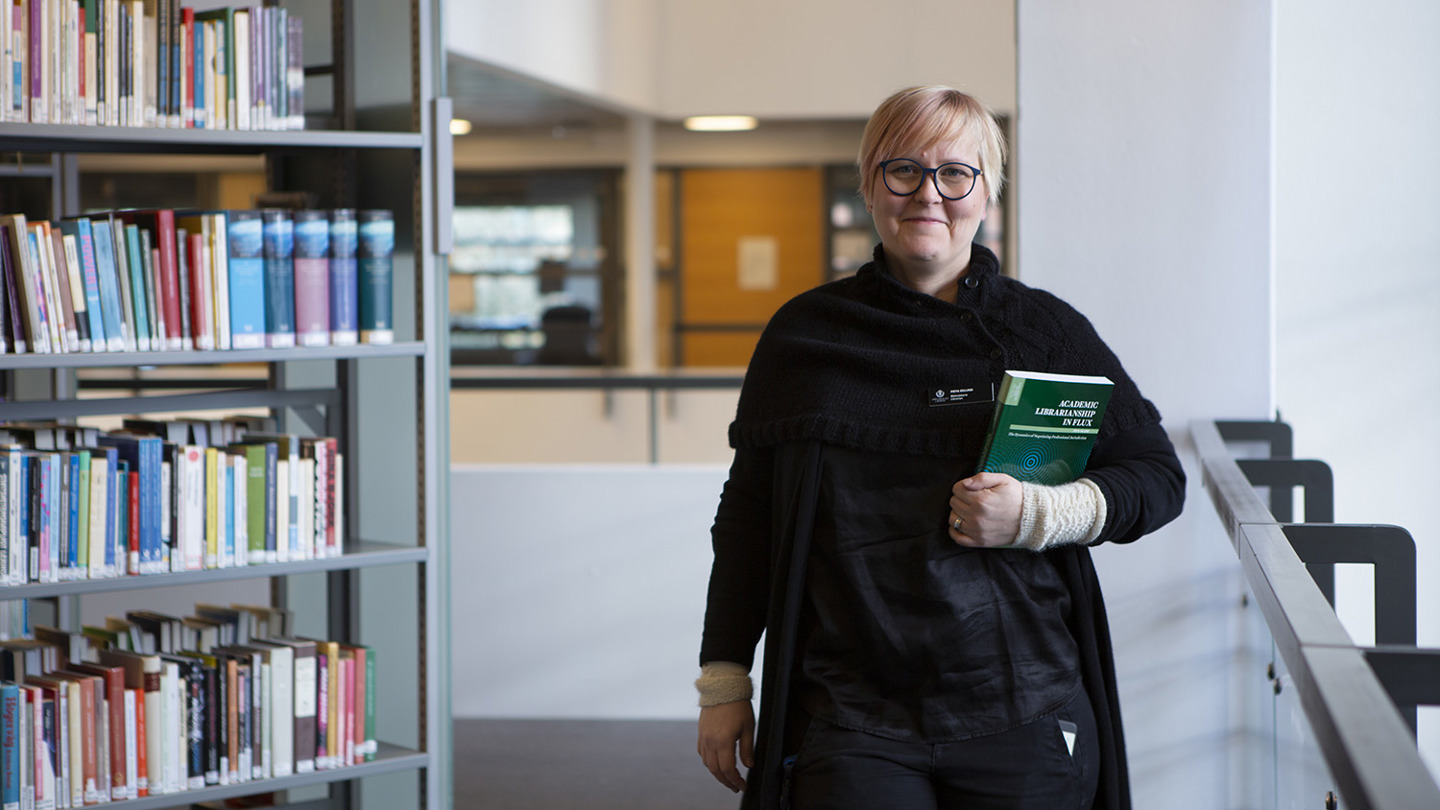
[696,661,753,707]
[1015,478,1107,551]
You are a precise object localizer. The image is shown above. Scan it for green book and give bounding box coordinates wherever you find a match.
[975,370,1114,486]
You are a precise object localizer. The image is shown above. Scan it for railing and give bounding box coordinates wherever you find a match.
[450,367,745,463]
[1192,419,1440,809]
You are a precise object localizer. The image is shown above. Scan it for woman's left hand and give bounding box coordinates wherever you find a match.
[948,472,1023,547]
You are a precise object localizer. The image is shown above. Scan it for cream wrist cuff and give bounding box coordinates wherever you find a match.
[696,661,753,707]
[1015,478,1107,551]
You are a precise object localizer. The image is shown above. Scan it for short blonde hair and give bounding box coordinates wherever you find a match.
[857,86,1008,206]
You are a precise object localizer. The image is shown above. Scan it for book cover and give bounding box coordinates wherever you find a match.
[975,370,1114,486]
[113,210,183,350]
[239,433,296,561]
[86,217,128,352]
[65,663,126,801]
[174,214,213,350]
[223,207,266,347]
[245,639,291,778]
[121,224,151,351]
[22,228,56,354]
[2,214,47,353]
[106,219,137,352]
[327,209,358,346]
[356,210,393,344]
[208,212,231,350]
[97,432,162,575]
[254,636,312,774]
[0,225,21,353]
[260,210,294,347]
[156,654,204,789]
[292,210,329,347]
[96,648,161,799]
[1,682,18,810]
[57,232,92,352]
[44,227,80,352]
[59,218,106,352]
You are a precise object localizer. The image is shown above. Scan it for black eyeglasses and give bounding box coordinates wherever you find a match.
[877,158,983,201]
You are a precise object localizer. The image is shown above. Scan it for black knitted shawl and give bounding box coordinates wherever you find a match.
[728,243,1160,459]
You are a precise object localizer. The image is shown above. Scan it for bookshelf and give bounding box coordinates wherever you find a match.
[0,0,451,809]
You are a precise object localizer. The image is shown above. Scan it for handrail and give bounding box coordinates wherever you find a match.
[449,368,745,463]
[1192,419,1440,809]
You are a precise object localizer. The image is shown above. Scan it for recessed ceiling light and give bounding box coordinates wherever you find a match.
[683,115,758,132]
[450,118,473,136]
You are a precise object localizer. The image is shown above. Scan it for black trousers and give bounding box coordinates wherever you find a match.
[787,688,1100,810]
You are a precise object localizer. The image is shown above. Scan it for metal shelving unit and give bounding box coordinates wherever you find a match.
[0,0,451,807]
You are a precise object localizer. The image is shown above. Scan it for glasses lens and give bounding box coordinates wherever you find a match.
[936,163,977,199]
[883,159,924,195]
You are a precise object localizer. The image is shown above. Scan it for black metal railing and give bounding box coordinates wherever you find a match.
[1193,418,1440,808]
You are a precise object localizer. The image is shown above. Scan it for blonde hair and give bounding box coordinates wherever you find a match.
[857,86,1007,205]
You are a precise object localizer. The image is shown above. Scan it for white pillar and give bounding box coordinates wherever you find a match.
[624,114,657,371]
[1017,0,1275,805]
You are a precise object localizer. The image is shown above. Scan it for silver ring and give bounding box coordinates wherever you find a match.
[952,516,964,532]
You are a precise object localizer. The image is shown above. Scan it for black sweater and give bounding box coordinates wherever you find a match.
[700,244,1185,810]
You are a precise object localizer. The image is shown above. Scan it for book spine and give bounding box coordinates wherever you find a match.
[292,212,329,347]
[72,220,107,350]
[122,225,150,351]
[260,210,294,348]
[87,219,126,352]
[225,212,264,349]
[356,211,393,344]
[1,684,15,810]
[327,210,358,345]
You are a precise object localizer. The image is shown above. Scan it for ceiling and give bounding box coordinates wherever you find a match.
[446,54,631,135]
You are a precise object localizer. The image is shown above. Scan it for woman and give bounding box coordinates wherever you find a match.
[695,86,1185,810]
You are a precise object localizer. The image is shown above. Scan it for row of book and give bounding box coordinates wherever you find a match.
[2,1,306,131]
[0,208,395,357]
[0,417,344,588]
[0,603,376,806]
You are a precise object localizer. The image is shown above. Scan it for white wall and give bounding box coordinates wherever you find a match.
[446,0,1015,120]
[1275,0,1440,772]
[1016,1,1274,806]
[450,465,730,718]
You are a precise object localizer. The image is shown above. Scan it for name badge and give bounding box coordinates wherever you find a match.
[927,383,995,407]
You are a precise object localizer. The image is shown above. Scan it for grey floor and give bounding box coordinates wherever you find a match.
[453,719,741,810]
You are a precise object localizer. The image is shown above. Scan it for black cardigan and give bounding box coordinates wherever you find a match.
[700,244,1185,810]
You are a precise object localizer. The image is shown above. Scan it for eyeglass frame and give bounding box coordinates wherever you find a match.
[876,157,984,201]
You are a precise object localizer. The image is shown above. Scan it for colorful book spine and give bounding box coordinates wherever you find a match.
[356,211,393,345]
[260,210,294,348]
[327,210,358,346]
[225,211,264,349]
[292,210,329,347]
[88,217,128,352]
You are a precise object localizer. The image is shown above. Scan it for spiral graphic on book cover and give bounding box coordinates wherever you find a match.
[982,438,1080,484]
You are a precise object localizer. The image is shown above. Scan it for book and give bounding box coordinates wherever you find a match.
[1,682,18,810]
[974,370,1115,486]
[245,639,292,778]
[260,210,294,348]
[114,210,183,349]
[253,636,311,774]
[87,216,129,352]
[356,210,393,344]
[327,209,358,346]
[292,210,329,347]
[95,649,161,800]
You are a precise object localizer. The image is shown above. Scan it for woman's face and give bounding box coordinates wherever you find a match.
[867,137,989,288]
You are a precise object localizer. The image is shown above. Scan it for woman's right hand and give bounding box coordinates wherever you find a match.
[697,700,756,792]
